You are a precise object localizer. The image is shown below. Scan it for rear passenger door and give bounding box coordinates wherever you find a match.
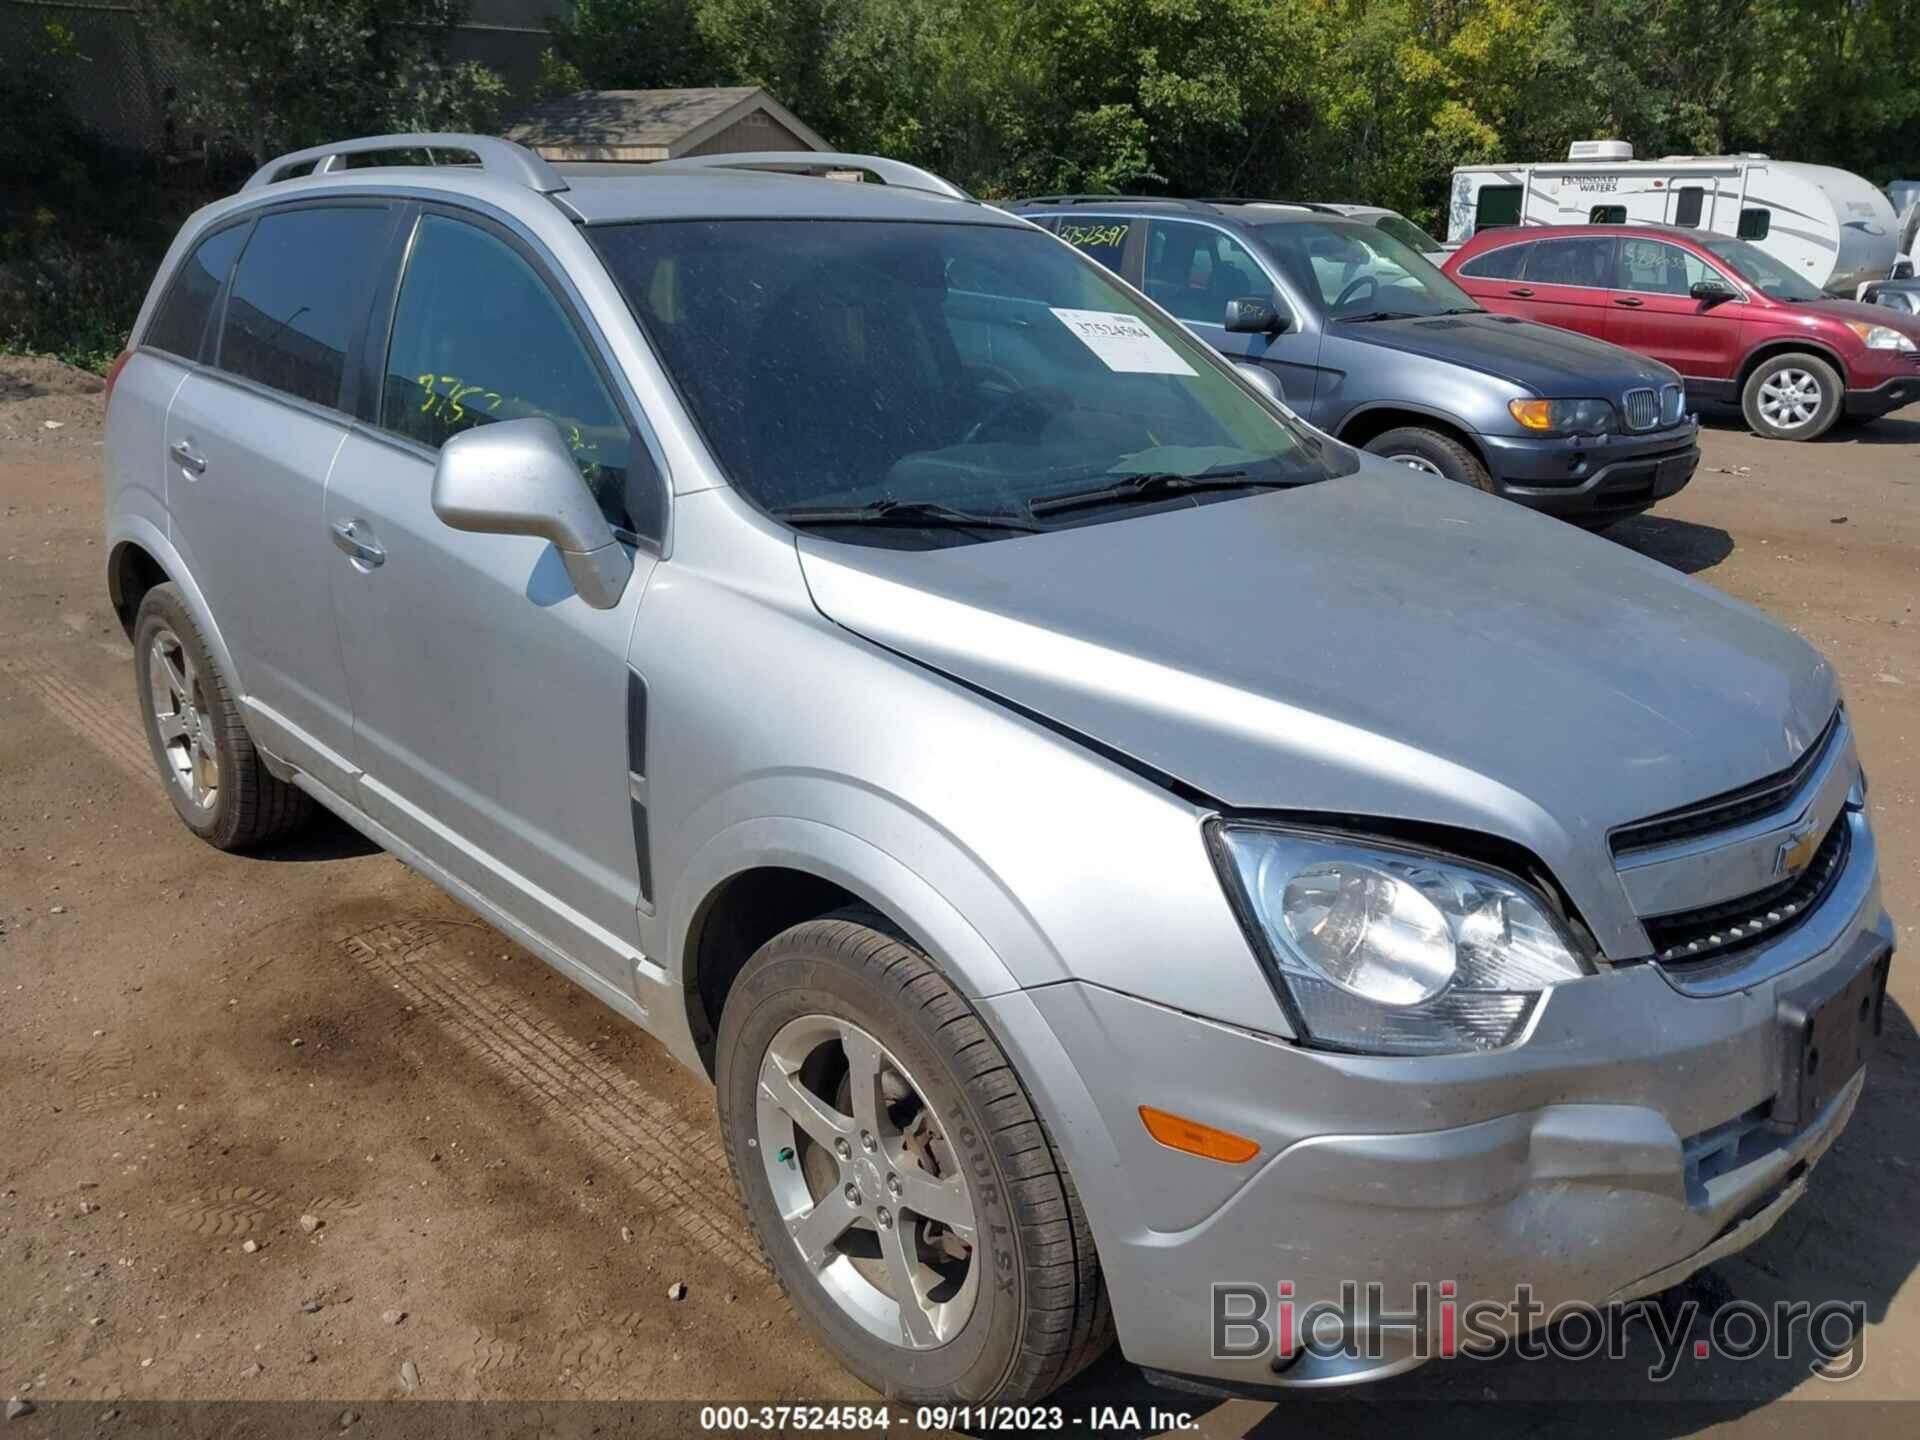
[1508,236,1617,340]
[325,206,663,995]
[165,202,398,797]
[1450,239,1539,319]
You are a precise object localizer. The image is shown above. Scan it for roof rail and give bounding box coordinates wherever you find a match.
[1191,197,1342,213]
[241,133,569,195]
[645,152,970,200]
[1010,194,1222,213]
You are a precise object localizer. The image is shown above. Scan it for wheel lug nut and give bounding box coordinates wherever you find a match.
[875,1206,893,1230]
[859,1130,877,1153]
[886,1174,903,1199]
[843,1183,861,1206]
[834,1138,852,1161]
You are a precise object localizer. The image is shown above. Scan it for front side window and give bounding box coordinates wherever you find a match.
[1616,238,1716,296]
[1673,187,1706,227]
[1701,236,1823,301]
[1053,218,1132,275]
[1144,221,1271,326]
[1475,185,1523,230]
[382,214,647,536]
[1523,237,1617,289]
[591,220,1350,545]
[1261,221,1477,319]
[217,206,391,408]
[1457,243,1532,281]
[146,223,249,361]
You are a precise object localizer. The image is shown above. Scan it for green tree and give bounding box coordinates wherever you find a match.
[543,0,720,93]
[145,0,509,164]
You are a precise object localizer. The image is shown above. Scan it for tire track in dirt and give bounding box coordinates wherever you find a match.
[0,655,151,783]
[334,919,760,1279]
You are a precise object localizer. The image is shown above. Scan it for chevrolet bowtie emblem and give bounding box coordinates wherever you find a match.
[1774,817,1821,879]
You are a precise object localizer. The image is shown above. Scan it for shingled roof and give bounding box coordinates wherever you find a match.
[504,87,828,162]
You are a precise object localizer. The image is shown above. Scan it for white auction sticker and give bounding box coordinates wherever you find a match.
[1050,308,1196,376]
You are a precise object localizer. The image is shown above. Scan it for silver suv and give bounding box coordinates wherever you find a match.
[104,134,1893,1402]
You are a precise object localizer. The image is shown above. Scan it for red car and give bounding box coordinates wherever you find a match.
[1444,224,1920,440]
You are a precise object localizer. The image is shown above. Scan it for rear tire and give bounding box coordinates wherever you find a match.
[1741,353,1843,440]
[1363,426,1496,493]
[132,583,312,850]
[716,911,1111,1403]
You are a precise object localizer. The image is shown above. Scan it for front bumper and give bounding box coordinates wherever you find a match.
[1479,423,1699,522]
[1844,368,1920,418]
[980,821,1892,1390]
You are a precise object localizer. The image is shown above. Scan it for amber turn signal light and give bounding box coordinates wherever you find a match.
[1138,1105,1260,1164]
[1508,398,1555,431]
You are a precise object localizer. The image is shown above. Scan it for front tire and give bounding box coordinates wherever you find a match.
[1741,353,1842,440]
[1363,425,1497,492]
[717,913,1110,1403]
[132,583,311,850]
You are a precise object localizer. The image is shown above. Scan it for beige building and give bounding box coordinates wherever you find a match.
[504,87,828,163]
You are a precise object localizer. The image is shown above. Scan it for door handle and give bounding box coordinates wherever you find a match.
[1613,297,1645,308]
[1507,287,1534,298]
[329,518,386,568]
[171,441,207,475]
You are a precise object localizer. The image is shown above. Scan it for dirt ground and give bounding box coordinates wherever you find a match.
[2,353,1917,1435]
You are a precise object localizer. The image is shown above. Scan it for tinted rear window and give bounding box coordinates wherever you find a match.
[1457,243,1531,281]
[217,206,391,409]
[145,224,249,360]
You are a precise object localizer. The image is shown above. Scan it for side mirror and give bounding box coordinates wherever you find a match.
[1224,296,1288,334]
[1690,279,1737,305]
[1232,362,1287,410]
[431,417,632,610]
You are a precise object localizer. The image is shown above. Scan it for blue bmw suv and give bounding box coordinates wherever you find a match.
[1010,196,1700,524]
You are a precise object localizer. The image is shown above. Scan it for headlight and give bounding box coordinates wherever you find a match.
[1508,397,1617,435]
[1209,824,1591,1055]
[1844,321,1917,352]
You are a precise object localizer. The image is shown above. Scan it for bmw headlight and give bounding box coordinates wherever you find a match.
[1844,321,1917,352]
[1209,824,1592,1055]
[1507,397,1617,435]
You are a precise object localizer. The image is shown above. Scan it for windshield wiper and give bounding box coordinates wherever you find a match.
[1027,469,1305,518]
[1332,310,1422,324]
[776,497,1044,534]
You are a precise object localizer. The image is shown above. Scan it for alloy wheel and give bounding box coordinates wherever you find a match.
[1385,453,1445,476]
[755,1014,979,1350]
[1757,368,1823,430]
[146,626,219,811]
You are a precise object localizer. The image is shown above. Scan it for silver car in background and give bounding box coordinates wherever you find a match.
[102,135,1894,1402]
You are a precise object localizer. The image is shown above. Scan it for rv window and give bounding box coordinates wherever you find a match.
[1474,185,1523,230]
[1673,187,1705,227]
[1457,243,1532,281]
[1588,205,1626,224]
[1738,207,1770,240]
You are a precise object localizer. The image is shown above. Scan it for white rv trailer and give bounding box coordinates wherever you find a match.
[1448,141,1899,296]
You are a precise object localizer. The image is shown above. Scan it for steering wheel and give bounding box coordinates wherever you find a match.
[960,361,1025,398]
[961,385,1067,446]
[1332,274,1379,312]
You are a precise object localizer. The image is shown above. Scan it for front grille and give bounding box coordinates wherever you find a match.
[1644,813,1850,965]
[1661,382,1686,425]
[1623,387,1659,430]
[1609,710,1841,856]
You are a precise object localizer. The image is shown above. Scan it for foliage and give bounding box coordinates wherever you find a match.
[142,0,510,164]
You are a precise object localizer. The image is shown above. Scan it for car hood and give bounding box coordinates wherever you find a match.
[1347,311,1680,393]
[1803,296,1920,340]
[797,458,1837,941]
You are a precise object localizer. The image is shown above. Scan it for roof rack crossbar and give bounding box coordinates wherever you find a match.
[643,151,970,200]
[241,133,570,195]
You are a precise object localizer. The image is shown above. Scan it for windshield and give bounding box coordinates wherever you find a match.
[591,220,1349,546]
[1701,237,1825,301]
[1374,214,1445,255]
[1260,220,1478,319]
